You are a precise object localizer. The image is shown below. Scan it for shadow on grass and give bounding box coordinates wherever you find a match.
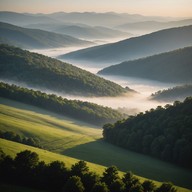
[64,139,192,190]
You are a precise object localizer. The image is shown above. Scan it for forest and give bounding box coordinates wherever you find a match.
[0,82,125,126]
[103,97,192,168]
[0,149,177,192]
[0,44,128,96]
[151,84,192,101]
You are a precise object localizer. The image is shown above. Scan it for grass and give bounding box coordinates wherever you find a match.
[0,98,192,192]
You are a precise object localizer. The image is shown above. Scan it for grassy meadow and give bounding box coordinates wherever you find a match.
[0,98,192,191]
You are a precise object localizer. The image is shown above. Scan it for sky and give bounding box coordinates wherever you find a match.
[0,0,192,17]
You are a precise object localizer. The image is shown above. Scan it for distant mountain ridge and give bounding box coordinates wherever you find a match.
[24,23,132,40]
[0,44,129,96]
[0,22,93,49]
[0,11,174,27]
[117,19,192,34]
[98,46,192,83]
[61,25,192,65]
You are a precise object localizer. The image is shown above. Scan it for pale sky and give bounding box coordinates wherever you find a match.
[0,0,192,17]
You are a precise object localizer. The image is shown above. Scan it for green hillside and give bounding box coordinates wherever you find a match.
[0,82,125,125]
[99,47,192,83]
[151,84,192,101]
[0,44,128,96]
[103,97,192,169]
[0,98,191,190]
[0,22,93,49]
[61,25,192,64]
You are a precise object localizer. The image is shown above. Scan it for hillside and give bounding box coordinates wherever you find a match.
[151,84,192,102]
[117,19,192,34]
[98,47,192,83]
[0,99,192,190]
[0,82,125,126]
[0,22,93,49]
[61,25,192,64]
[25,23,131,40]
[103,97,192,169]
[0,44,128,96]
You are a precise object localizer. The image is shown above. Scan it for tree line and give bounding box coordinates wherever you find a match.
[103,97,192,168]
[0,149,177,192]
[0,82,126,126]
[0,130,42,148]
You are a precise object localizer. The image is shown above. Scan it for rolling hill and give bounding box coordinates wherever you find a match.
[25,23,131,40]
[117,19,192,34]
[0,98,191,191]
[0,82,126,126]
[61,25,192,65]
[98,47,192,83]
[151,84,192,102]
[0,44,129,96]
[0,22,93,49]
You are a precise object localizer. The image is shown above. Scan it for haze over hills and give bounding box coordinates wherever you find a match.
[98,46,192,83]
[0,22,93,49]
[117,19,192,34]
[24,23,132,40]
[0,11,177,28]
[151,84,192,102]
[61,25,192,65]
[0,44,129,96]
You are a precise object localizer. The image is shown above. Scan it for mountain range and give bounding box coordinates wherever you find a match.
[0,22,93,49]
[61,25,192,65]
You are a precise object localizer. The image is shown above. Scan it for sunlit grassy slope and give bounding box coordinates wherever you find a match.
[0,98,191,191]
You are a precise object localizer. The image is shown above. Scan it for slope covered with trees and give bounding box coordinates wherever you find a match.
[61,25,192,64]
[103,97,192,168]
[0,82,125,126]
[0,149,178,192]
[0,22,93,49]
[99,47,192,83]
[0,44,128,96]
[151,84,192,101]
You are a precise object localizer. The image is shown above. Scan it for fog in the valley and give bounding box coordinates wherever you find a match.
[2,42,176,116]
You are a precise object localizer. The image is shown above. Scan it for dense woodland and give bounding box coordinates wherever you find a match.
[0,44,128,96]
[0,149,177,192]
[0,82,125,126]
[151,84,192,101]
[99,46,192,83]
[103,97,192,168]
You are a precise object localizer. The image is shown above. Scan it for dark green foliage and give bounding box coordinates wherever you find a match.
[15,150,39,170]
[156,183,177,192]
[0,22,92,49]
[99,46,192,83]
[91,182,109,192]
[151,84,192,101]
[0,44,127,96]
[0,130,41,148]
[0,82,126,126]
[101,166,120,188]
[103,97,192,168]
[62,176,85,192]
[0,149,177,192]
[142,180,156,192]
[71,160,89,177]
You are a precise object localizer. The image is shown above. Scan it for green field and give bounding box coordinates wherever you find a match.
[0,98,192,192]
